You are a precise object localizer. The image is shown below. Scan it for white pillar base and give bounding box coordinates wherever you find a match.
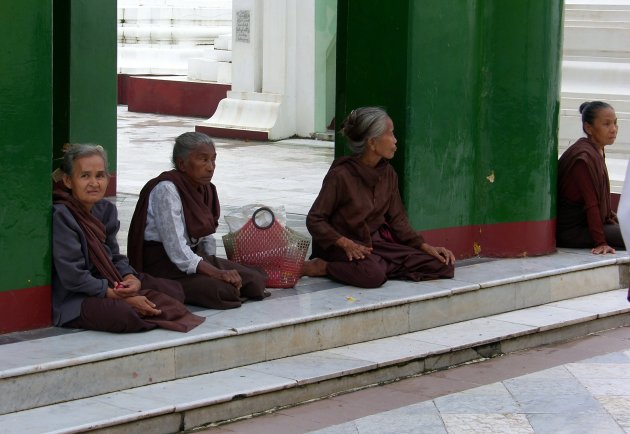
[197,90,295,140]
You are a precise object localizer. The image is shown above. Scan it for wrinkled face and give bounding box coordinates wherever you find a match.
[63,154,108,211]
[177,143,216,185]
[585,107,618,148]
[370,117,398,160]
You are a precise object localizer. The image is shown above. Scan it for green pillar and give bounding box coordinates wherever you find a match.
[0,0,118,334]
[337,0,563,257]
[0,0,53,332]
[53,0,118,194]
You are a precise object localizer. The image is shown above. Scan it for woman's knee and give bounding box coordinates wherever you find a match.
[181,276,242,309]
[77,298,154,333]
[354,268,387,288]
[328,261,387,288]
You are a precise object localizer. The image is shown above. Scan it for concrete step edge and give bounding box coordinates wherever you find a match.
[2,289,628,434]
[1,255,625,380]
[0,254,627,416]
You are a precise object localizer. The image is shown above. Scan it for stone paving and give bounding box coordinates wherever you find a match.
[199,327,630,434]
[310,348,630,434]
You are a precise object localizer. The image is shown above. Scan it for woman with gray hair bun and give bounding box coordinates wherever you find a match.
[304,107,455,288]
[128,132,269,309]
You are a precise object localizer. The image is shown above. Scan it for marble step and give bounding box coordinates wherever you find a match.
[1,288,628,434]
[0,250,628,418]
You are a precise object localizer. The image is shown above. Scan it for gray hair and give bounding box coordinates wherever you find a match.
[172,132,215,168]
[340,107,389,155]
[61,144,109,175]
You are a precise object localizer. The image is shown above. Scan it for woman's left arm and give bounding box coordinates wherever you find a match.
[420,243,456,265]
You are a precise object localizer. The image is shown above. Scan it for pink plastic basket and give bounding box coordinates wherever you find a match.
[222,207,310,288]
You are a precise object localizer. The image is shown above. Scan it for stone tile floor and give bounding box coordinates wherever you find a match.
[198,327,630,434]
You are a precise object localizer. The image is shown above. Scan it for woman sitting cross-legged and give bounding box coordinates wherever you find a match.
[52,144,204,333]
[127,132,269,309]
[557,101,624,254]
[303,106,455,288]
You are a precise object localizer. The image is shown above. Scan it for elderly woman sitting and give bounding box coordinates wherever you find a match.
[127,132,268,309]
[303,107,455,288]
[557,100,624,254]
[52,144,203,333]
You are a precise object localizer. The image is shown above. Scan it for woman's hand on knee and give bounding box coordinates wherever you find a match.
[592,244,616,255]
[218,270,243,291]
[421,243,456,265]
[336,237,373,261]
[125,295,162,317]
[113,274,141,297]
[198,261,241,290]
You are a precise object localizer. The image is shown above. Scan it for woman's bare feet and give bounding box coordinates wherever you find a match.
[302,258,328,277]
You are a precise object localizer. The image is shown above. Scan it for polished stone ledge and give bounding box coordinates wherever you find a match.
[1,288,628,434]
[1,249,628,381]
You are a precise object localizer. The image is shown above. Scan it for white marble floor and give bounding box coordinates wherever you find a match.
[116,106,334,216]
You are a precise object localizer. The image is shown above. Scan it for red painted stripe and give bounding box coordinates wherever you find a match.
[117,74,131,105]
[127,76,230,118]
[0,286,51,333]
[422,219,556,258]
[195,125,269,141]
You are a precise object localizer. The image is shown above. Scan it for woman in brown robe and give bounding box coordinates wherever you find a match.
[127,132,268,309]
[52,144,204,333]
[303,107,455,288]
[557,101,623,254]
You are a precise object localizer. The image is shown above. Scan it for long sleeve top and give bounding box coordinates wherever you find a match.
[52,200,135,326]
[144,181,217,274]
[559,160,607,246]
[557,138,613,247]
[307,156,424,253]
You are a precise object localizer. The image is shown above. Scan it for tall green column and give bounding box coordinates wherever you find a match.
[0,0,54,332]
[0,0,117,334]
[337,0,563,257]
[53,0,118,194]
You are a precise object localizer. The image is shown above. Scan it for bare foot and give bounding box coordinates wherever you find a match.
[302,258,328,277]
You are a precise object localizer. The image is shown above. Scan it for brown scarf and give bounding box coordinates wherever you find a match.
[54,185,204,332]
[558,137,612,222]
[53,188,124,286]
[127,170,220,271]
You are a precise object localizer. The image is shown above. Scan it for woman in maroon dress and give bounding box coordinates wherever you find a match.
[557,101,623,254]
[303,107,455,288]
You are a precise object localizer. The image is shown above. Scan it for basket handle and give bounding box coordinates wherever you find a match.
[252,206,276,230]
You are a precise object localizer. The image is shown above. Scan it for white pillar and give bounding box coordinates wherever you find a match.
[198,0,317,140]
[232,0,263,92]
